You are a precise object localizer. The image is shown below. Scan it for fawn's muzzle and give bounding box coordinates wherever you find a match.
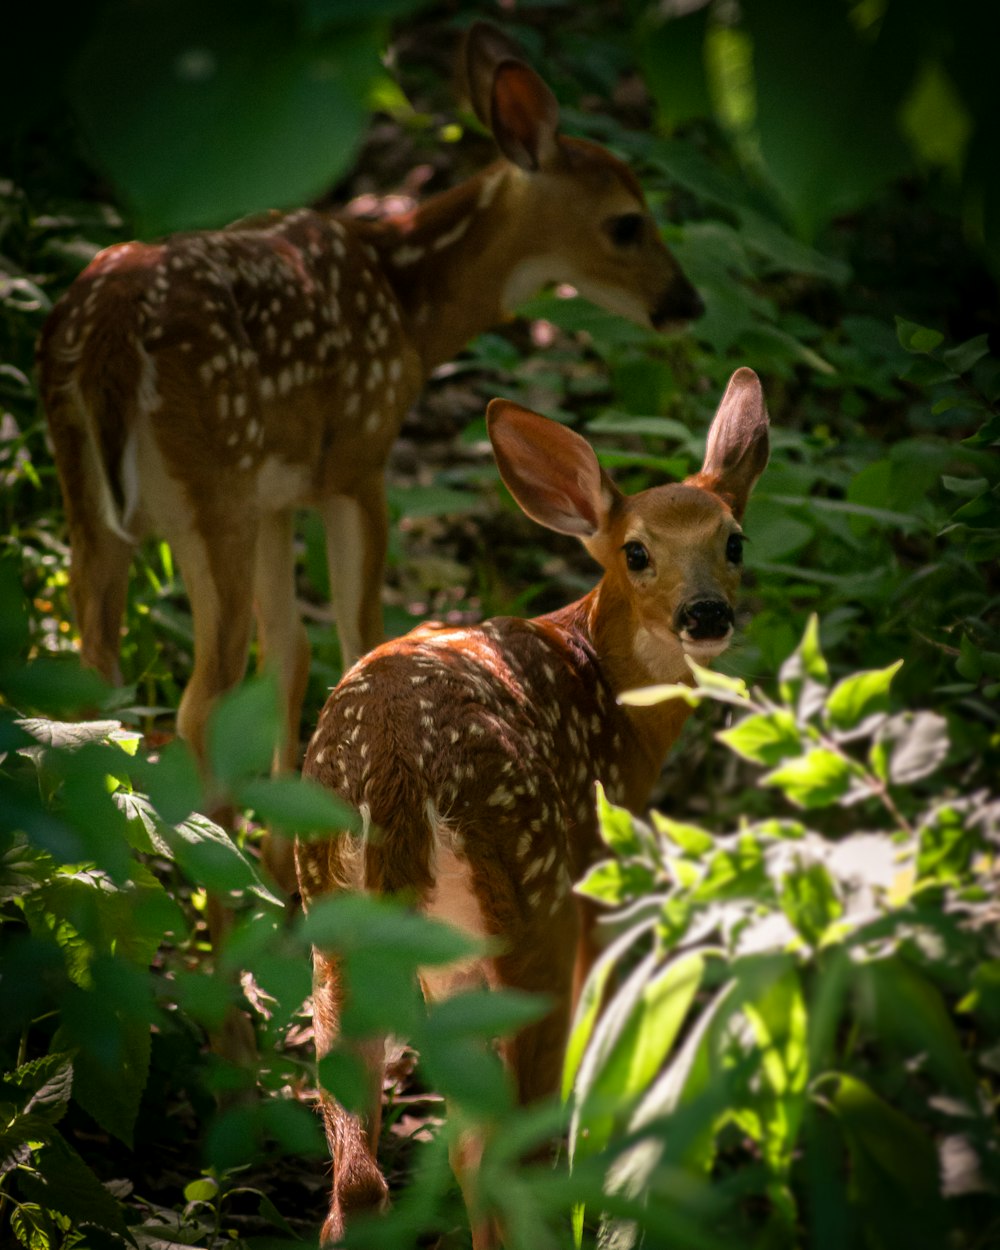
[675,598,735,640]
[651,281,705,328]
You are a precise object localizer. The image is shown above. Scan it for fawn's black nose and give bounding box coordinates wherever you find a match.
[675,599,734,640]
[652,280,705,327]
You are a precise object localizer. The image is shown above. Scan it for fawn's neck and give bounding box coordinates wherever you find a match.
[543,587,697,810]
[361,163,547,370]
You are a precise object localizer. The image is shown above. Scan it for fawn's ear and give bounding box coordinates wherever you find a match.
[699,368,770,521]
[463,23,560,171]
[487,399,618,537]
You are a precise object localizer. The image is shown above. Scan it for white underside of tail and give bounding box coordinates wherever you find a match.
[70,378,135,544]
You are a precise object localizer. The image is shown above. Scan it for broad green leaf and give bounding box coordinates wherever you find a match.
[718,708,801,765]
[595,784,644,856]
[161,810,277,901]
[572,952,704,1157]
[563,919,656,1102]
[876,711,950,784]
[743,967,808,1168]
[762,748,852,808]
[299,893,482,966]
[16,1131,133,1241]
[895,316,945,354]
[206,673,284,789]
[130,738,204,826]
[822,1073,946,1242]
[650,811,714,858]
[3,1052,74,1124]
[236,774,361,835]
[424,988,548,1041]
[825,660,902,730]
[184,1177,219,1203]
[695,832,765,901]
[687,660,749,699]
[575,858,654,906]
[72,0,388,235]
[742,1,907,239]
[54,957,154,1147]
[619,681,701,708]
[779,614,829,705]
[779,861,842,946]
[858,957,978,1103]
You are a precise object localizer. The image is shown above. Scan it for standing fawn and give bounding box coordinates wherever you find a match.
[298,367,770,1247]
[36,22,702,891]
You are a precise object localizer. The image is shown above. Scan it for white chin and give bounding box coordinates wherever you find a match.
[681,634,732,662]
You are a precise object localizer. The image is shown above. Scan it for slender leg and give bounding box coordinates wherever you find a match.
[320,471,388,671]
[253,510,311,893]
[165,503,259,1066]
[312,948,389,1243]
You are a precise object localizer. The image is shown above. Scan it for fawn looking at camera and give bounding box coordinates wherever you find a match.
[298,368,770,1247]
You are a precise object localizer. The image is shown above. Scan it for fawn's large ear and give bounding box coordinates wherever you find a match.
[463,22,560,171]
[487,399,619,537]
[698,368,770,521]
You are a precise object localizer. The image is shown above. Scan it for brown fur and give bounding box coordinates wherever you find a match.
[36,26,701,904]
[298,371,770,1247]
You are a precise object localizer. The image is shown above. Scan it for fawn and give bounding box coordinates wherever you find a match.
[36,21,702,884]
[297,367,770,1247]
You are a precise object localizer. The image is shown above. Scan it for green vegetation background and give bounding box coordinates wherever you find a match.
[1,1,998,1246]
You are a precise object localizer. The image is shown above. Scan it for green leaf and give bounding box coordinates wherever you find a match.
[895,316,945,354]
[858,957,978,1103]
[161,810,277,900]
[618,681,701,708]
[825,660,903,730]
[779,614,829,705]
[55,958,154,1147]
[425,988,548,1042]
[718,708,801,765]
[16,1130,134,1241]
[571,952,704,1158]
[574,858,654,906]
[762,748,853,808]
[71,0,387,235]
[184,1177,219,1203]
[942,332,990,374]
[299,893,482,966]
[650,812,714,858]
[3,1052,74,1124]
[595,784,644,856]
[694,831,765,901]
[876,712,950,784]
[743,2,907,238]
[687,660,750,699]
[130,738,204,826]
[779,861,842,946]
[206,673,284,789]
[822,1073,946,1241]
[236,774,361,835]
[562,919,656,1103]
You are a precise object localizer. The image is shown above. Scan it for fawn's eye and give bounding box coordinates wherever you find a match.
[607,213,644,248]
[624,541,650,572]
[726,533,745,565]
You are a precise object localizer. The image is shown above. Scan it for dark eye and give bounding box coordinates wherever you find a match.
[607,213,644,248]
[624,541,650,571]
[726,533,745,565]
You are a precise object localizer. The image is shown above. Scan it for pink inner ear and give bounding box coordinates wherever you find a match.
[491,62,559,169]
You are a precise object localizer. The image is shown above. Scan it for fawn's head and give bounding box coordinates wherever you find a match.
[463,22,703,331]
[487,368,769,686]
